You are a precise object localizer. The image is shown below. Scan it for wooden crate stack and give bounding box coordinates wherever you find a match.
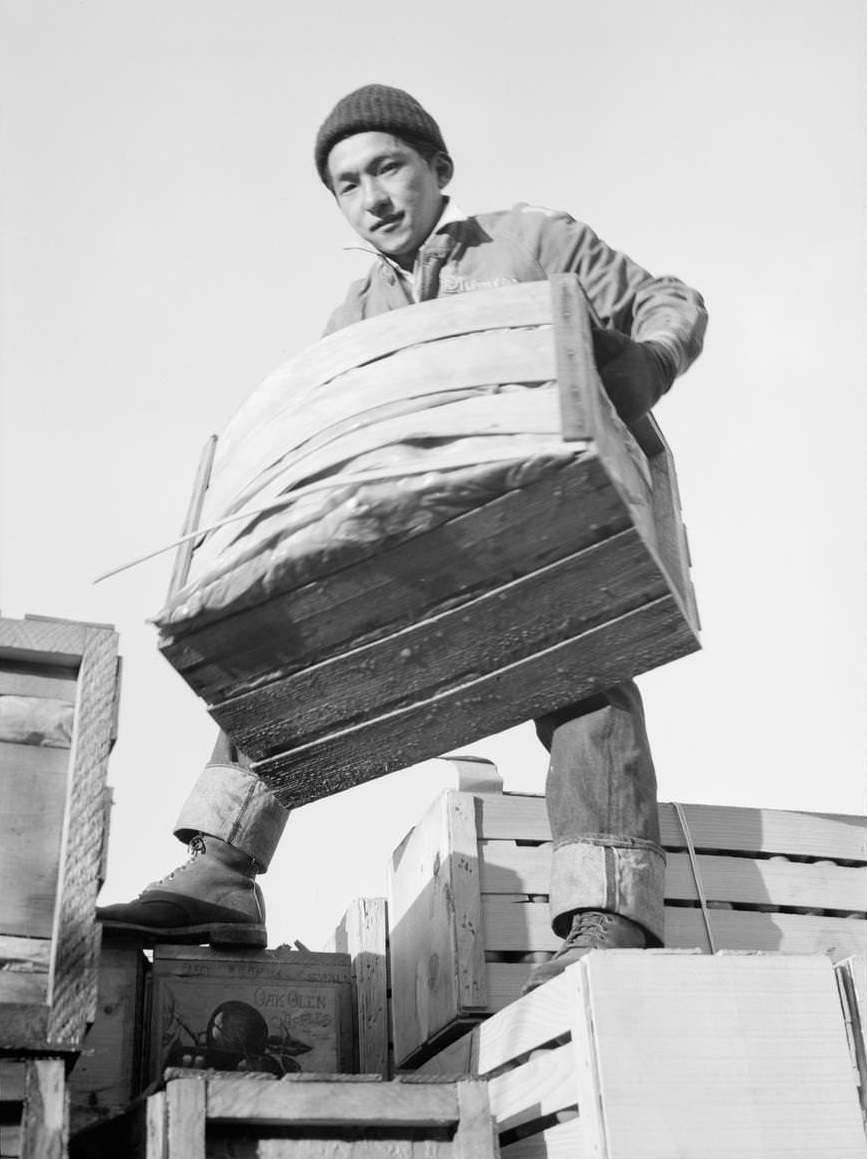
[388,777,867,1067]
[71,1071,499,1158]
[324,897,391,1078]
[416,950,867,1158]
[0,614,120,1159]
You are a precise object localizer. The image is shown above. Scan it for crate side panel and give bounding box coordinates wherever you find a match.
[215,527,669,758]
[252,595,696,808]
[0,744,69,939]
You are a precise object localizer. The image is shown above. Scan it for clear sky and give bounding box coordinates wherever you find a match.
[1,0,865,950]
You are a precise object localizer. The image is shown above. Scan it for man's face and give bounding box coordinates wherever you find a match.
[327,131,449,270]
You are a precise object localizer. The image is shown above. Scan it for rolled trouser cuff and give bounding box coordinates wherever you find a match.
[549,834,666,946]
[173,763,290,871]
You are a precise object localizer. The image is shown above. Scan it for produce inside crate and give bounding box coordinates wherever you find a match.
[388,785,867,1066]
[0,615,120,1055]
[156,275,699,808]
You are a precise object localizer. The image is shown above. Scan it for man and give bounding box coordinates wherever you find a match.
[100,84,707,991]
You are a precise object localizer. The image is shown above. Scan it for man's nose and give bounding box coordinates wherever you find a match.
[362,178,390,214]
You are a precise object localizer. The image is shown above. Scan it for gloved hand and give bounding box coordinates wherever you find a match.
[591,329,677,426]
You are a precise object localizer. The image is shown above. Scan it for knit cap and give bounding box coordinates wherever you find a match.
[315,84,448,183]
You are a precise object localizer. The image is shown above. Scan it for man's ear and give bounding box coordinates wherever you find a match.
[433,152,454,188]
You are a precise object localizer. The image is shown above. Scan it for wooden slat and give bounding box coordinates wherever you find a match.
[47,623,120,1049]
[168,434,217,601]
[209,281,558,506]
[482,898,867,958]
[19,1060,66,1159]
[476,794,867,862]
[0,935,52,970]
[0,972,50,1005]
[500,1118,586,1159]
[452,1077,500,1159]
[207,327,558,523]
[0,695,74,748]
[487,1044,578,1134]
[251,595,695,807]
[167,1078,205,1159]
[325,898,390,1077]
[0,742,68,938]
[162,452,632,693]
[145,1091,168,1159]
[217,528,669,757]
[204,1076,460,1127]
[389,794,486,1069]
[0,618,87,666]
[478,843,866,912]
[0,661,77,700]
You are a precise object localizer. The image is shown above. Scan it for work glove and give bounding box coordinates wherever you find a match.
[591,328,677,426]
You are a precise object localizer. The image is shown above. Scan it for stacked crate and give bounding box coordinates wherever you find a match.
[0,615,120,1158]
[71,1072,499,1158]
[388,781,867,1066]
[417,950,867,1158]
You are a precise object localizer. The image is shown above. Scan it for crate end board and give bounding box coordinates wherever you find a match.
[0,614,120,1055]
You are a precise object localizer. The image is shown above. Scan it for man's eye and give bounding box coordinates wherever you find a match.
[338,182,357,196]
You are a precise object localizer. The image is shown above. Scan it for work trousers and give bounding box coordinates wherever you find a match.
[173,679,665,945]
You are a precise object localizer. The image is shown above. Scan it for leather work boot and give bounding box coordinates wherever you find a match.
[521,910,647,994]
[97,834,267,948]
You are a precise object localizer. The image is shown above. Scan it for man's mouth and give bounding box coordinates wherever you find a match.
[372,214,403,232]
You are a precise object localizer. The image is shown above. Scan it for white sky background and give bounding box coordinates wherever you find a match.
[1,0,865,951]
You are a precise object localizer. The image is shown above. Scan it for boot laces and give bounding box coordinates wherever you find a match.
[143,834,207,891]
[560,910,613,951]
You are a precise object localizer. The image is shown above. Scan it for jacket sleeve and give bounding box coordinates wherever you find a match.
[515,205,708,379]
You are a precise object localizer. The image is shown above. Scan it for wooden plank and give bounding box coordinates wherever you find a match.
[250,595,696,807]
[452,1077,499,1159]
[326,898,390,1076]
[0,742,68,938]
[487,1043,578,1134]
[500,1118,586,1159]
[166,1078,205,1159]
[205,327,559,522]
[0,660,77,700]
[208,281,558,507]
[482,898,867,958]
[551,273,595,441]
[835,955,867,1124]
[0,1004,50,1052]
[204,1075,460,1127]
[68,941,148,1122]
[47,624,120,1049]
[476,794,867,862]
[162,453,633,695]
[0,618,87,666]
[0,695,74,748]
[168,434,217,601]
[389,794,480,1068]
[478,844,867,913]
[145,1090,168,1159]
[214,527,669,757]
[0,972,50,1005]
[0,934,52,970]
[20,1060,66,1159]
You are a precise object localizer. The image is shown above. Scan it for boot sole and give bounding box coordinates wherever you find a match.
[100,919,267,949]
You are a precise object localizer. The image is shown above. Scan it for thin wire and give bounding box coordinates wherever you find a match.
[672,801,717,954]
[93,447,572,585]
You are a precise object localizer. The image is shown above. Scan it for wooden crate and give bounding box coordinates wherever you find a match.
[388,785,867,1066]
[417,951,867,1158]
[67,939,148,1131]
[0,615,120,1055]
[146,946,354,1084]
[71,1072,499,1159]
[324,898,391,1078]
[157,276,700,809]
[0,1059,67,1159]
